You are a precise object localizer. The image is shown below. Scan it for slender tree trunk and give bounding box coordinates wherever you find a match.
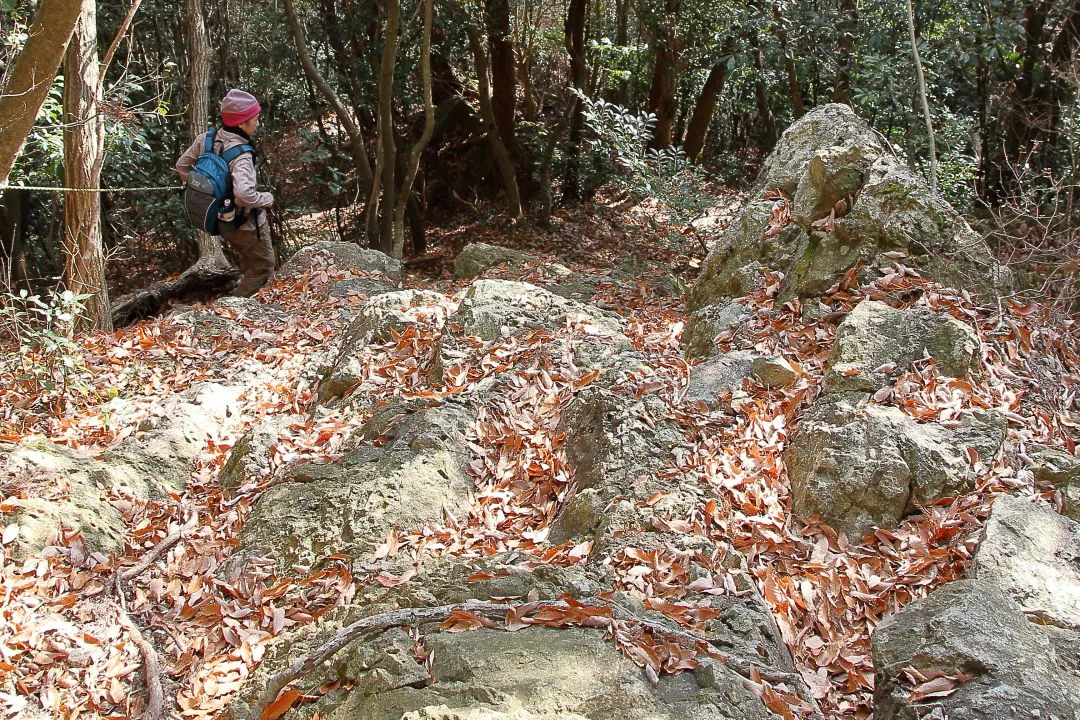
[282,0,375,227]
[100,0,143,81]
[515,39,539,122]
[63,0,111,331]
[750,32,778,150]
[392,0,433,259]
[485,0,517,152]
[562,0,588,203]
[0,0,82,187]
[683,44,733,163]
[373,0,401,253]
[906,0,937,193]
[184,0,227,267]
[645,0,680,149]
[832,0,857,105]
[467,24,522,220]
[771,7,805,118]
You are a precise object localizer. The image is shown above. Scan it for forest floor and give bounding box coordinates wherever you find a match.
[1,196,1078,720]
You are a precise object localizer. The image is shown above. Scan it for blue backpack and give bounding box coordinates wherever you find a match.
[183,128,254,236]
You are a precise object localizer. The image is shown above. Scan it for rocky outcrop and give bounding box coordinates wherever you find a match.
[682,301,752,360]
[871,579,1080,720]
[219,417,292,496]
[1028,444,1080,520]
[688,104,1009,312]
[431,280,645,387]
[227,385,806,720]
[454,243,537,279]
[785,397,1006,538]
[226,401,475,574]
[280,241,402,283]
[872,494,1080,719]
[972,495,1080,629]
[316,289,449,404]
[824,300,980,393]
[0,382,238,557]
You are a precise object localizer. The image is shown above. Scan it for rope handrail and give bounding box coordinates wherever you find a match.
[0,184,184,193]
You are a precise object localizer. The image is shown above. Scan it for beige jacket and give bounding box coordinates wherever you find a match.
[176,128,273,233]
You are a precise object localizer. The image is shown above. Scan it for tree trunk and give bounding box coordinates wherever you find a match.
[467,24,523,220]
[645,0,680,149]
[485,0,517,152]
[184,0,228,267]
[906,0,937,194]
[0,0,82,187]
[392,0,433,259]
[0,190,30,289]
[750,32,778,150]
[832,0,857,105]
[63,0,112,331]
[683,53,732,163]
[561,0,588,203]
[282,0,375,227]
[771,7,804,118]
[372,0,401,253]
[997,0,1080,192]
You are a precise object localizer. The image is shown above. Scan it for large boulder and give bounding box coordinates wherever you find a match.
[688,104,1009,310]
[785,397,1006,539]
[454,243,536,279]
[871,579,1080,720]
[824,300,980,393]
[972,495,1080,629]
[226,401,475,574]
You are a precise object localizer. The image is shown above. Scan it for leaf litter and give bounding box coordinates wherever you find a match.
[1,203,1078,719]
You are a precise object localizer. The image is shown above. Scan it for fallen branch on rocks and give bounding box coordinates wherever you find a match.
[247,598,821,720]
[111,259,240,327]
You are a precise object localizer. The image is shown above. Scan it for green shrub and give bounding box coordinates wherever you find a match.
[0,290,93,407]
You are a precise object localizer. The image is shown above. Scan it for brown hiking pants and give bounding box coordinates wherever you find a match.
[225,213,275,297]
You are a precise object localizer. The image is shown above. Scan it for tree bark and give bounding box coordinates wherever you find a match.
[371,0,401,253]
[645,0,680,149]
[906,0,937,194]
[392,0,433,259]
[683,50,732,163]
[282,0,375,222]
[467,24,522,220]
[0,0,82,188]
[485,0,517,152]
[561,0,588,203]
[63,0,112,331]
[184,0,228,267]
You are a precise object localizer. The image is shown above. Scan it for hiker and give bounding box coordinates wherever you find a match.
[176,89,275,297]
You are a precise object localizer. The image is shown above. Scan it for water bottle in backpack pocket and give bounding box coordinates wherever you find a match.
[183,128,254,236]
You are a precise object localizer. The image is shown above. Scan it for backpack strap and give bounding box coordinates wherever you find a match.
[204,127,217,154]
[220,143,255,165]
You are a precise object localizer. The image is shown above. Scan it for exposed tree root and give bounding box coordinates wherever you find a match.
[111,258,240,327]
[247,598,822,720]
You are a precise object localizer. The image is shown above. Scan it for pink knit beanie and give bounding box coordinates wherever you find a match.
[220,89,261,126]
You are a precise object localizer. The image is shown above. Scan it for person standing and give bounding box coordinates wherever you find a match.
[176,89,275,297]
